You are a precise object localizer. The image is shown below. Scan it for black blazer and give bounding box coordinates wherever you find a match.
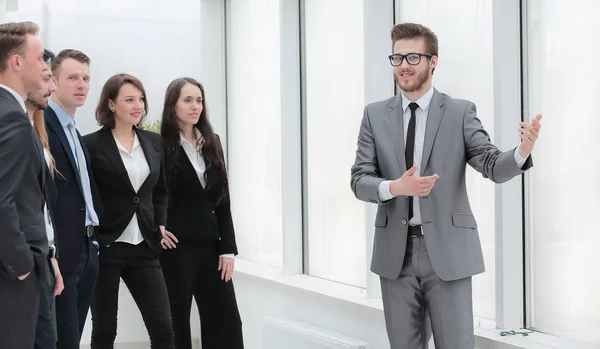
[165,136,238,255]
[83,127,167,251]
[0,87,48,279]
[45,106,104,273]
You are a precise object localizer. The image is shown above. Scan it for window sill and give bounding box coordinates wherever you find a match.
[234,259,598,349]
[234,259,383,311]
[474,326,600,349]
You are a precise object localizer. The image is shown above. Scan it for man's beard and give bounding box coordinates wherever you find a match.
[396,68,431,93]
[30,96,49,110]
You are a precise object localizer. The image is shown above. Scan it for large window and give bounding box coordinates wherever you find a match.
[396,0,496,320]
[525,0,600,343]
[302,0,367,287]
[226,0,283,267]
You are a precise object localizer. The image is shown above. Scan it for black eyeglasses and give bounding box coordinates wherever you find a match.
[388,53,433,66]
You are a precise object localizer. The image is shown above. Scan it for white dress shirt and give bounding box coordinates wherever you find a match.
[180,130,234,260]
[43,149,55,246]
[378,86,527,226]
[114,132,150,245]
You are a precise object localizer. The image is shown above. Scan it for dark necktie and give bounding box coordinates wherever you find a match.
[405,102,419,221]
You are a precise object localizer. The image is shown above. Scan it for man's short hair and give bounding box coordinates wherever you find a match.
[391,23,439,57]
[0,21,40,73]
[51,49,91,78]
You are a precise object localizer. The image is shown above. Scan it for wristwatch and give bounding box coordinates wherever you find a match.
[49,244,57,259]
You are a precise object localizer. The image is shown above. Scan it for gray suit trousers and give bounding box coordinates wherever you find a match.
[380,236,474,349]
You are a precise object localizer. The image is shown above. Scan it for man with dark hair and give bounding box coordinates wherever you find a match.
[43,48,56,62]
[27,48,64,349]
[0,21,49,349]
[45,48,103,349]
[351,22,542,349]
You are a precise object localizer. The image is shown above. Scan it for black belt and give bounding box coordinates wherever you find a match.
[85,225,95,237]
[408,225,423,238]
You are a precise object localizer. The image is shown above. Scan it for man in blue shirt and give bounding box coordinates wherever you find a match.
[44,49,103,349]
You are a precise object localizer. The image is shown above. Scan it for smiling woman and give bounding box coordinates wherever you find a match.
[83,73,176,348]
[95,73,148,130]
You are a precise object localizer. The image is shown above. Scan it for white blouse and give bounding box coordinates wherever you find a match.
[114,133,150,245]
[43,149,55,246]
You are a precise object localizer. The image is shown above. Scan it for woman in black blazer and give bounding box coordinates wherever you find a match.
[159,77,243,349]
[83,73,176,349]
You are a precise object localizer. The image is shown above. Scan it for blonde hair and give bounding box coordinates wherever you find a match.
[0,21,40,73]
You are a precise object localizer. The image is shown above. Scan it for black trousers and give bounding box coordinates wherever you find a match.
[56,238,99,349]
[90,241,175,349]
[161,239,243,349]
[35,258,57,349]
[0,261,40,349]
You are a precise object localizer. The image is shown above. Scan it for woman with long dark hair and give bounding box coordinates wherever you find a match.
[159,77,243,349]
[83,73,176,349]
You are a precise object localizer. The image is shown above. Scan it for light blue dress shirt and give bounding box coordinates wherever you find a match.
[48,99,99,227]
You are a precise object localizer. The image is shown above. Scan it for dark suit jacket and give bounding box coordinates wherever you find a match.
[83,127,168,251]
[45,106,104,273]
[0,87,48,279]
[164,137,238,255]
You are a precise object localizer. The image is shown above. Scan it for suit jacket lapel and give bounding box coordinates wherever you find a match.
[420,89,446,171]
[136,129,159,194]
[45,109,84,193]
[178,146,206,191]
[32,130,46,187]
[98,127,135,192]
[387,94,407,173]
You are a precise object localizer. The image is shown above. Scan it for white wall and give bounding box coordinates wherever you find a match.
[6,0,205,136]
[233,264,390,349]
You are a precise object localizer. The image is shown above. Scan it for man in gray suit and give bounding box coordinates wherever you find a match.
[350,23,541,349]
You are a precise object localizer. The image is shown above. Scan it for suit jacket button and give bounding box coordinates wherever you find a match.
[211,210,215,214]
[401,220,407,224]
[79,205,85,211]
[133,197,140,204]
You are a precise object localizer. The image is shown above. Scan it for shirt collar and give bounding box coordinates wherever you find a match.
[48,99,76,128]
[0,84,26,112]
[401,86,434,113]
[113,130,140,152]
[180,128,203,150]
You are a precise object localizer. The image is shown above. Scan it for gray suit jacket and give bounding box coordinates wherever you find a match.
[351,89,532,281]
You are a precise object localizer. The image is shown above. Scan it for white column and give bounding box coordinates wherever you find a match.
[363,0,395,299]
[492,0,525,330]
[199,0,227,153]
[280,0,303,275]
